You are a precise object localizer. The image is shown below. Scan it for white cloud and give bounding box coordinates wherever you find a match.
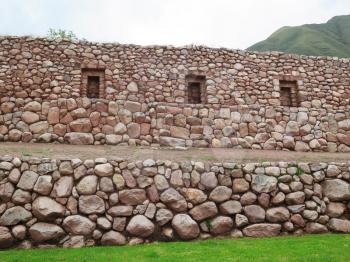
[0,0,349,49]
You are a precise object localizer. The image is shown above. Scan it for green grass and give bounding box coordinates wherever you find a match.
[1,234,349,262]
[248,15,350,58]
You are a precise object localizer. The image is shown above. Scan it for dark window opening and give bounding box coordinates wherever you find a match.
[188,82,202,104]
[81,68,105,99]
[87,76,100,98]
[279,80,298,107]
[186,75,206,104]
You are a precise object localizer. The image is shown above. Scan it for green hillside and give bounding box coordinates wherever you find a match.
[247,15,350,58]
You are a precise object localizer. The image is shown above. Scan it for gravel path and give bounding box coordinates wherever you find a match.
[0,142,349,163]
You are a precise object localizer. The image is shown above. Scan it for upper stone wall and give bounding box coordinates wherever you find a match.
[0,36,350,110]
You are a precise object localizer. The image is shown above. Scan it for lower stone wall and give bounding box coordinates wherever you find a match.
[1,98,350,152]
[0,155,350,249]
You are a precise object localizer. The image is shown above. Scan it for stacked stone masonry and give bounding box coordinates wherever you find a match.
[0,156,350,248]
[1,98,350,152]
[1,36,350,151]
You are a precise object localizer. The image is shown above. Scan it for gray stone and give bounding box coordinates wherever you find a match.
[243,224,281,237]
[251,175,277,193]
[322,179,350,201]
[0,206,32,226]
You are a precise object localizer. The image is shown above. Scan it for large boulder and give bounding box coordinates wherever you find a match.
[328,218,350,233]
[210,216,233,235]
[266,207,290,222]
[155,209,173,226]
[63,215,96,235]
[251,175,277,193]
[243,224,281,237]
[183,188,207,204]
[126,215,155,237]
[322,179,350,201]
[219,200,242,215]
[189,201,218,221]
[0,227,14,248]
[172,214,199,240]
[160,188,187,212]
[64,132,94,145]
[244,205,265,223]
[94,163,114,177]
[69,118,92,132]
[32,197,65,221]
[101,231,126,246]
[119,189,147,205]
[51,176,74,197]
[209,186,232,202]
[76,175,98,194]
[285,191,305,205]
[0,206,32,226]
[79,195,105,214]
[159,137,186,147]
[29,223,65,242]
[305,223,328,234]
[17,171,39,191]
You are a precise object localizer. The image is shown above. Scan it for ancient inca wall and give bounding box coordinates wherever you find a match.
[0,36,350,109]
[0,156,350,249]
[1,98,350,152]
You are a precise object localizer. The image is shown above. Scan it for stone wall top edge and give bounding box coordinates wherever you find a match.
[1,35,349,63]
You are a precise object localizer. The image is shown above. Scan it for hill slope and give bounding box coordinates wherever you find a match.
[247,15,350,58]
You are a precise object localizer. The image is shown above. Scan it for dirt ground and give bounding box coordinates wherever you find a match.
[0,142,349,163]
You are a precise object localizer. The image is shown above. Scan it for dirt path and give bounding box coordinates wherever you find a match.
[0,143,349,163]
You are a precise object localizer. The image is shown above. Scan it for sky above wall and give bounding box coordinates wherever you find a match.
[0,0,349,49]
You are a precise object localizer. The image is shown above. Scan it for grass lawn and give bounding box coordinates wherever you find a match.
[0,234,349,262]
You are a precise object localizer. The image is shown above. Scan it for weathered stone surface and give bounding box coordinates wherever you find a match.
[0,226,14,248]
[63,215,96,235]
[328,218,350,233]
[156,209,173,226]
[76,175,98,194]
[285,191,305,205]
[210,216,233,235]
[17,171,39,191]
[33,175,53,195]
[244,205,265,223]
[32,197,65,220]
[189,201,218,221]
[219,200,242,215]
[79,195,105,214]
[200,172,218,189]
[95,163,113,177]
[172,214,199,240]
[232,178,249,193]
[51,176,73,197]
[322,179,350,201]
[119,189,147,205]
[29,223,65,242]
[243,224,281,237]
[209,186,232,202]
[126,215,155,237]
[160,188,187,212]
[101,231,126,246]
[184,188,207,204]
[251,175,277,193]
[266,207,290,222]
[0,206,32,226]
[305,223,328,234]
[64,132,94,145]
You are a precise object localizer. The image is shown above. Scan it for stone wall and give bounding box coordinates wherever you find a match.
[1,98,350,152]
[0,155,350,249]
[0,36,350,110]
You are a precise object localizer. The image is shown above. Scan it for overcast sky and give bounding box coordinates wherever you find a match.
[0,0,349,49]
